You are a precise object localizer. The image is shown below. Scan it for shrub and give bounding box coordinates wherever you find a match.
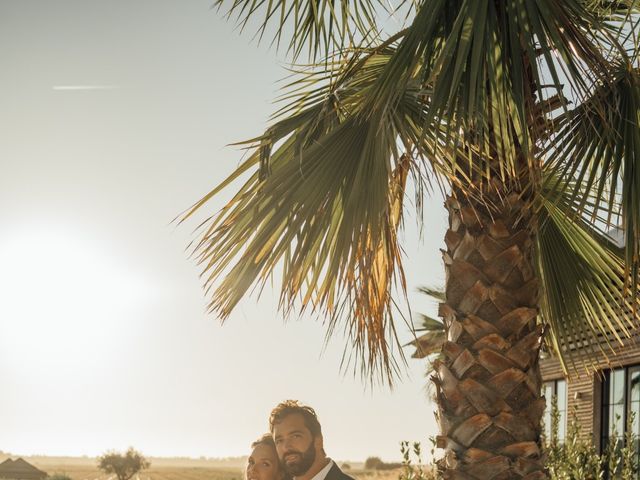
[364,457,384,470]
[400,397,639,480]
[601,411,637,480]
[542,397,638,480]
[399,403,638,480]
[364,456,403,471]
[543,404,603,479]
[398,440,437,480]
[49,474,72,480]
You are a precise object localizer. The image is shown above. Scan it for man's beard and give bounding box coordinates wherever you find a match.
[282,441,316,477]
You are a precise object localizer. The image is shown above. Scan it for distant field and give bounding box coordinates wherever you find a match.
[42,465,243,480]
[348,469,402,480]
[40,464,401,480]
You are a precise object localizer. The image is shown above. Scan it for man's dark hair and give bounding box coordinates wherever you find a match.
[269,400,322,437]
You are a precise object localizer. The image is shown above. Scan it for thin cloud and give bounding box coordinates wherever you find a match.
[52,85,119,91]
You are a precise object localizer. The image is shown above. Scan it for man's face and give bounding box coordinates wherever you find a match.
[273,413,321,477]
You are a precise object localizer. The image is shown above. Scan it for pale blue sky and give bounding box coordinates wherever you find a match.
[0,0,447,462]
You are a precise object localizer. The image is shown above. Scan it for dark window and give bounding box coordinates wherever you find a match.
[543,378,567,442]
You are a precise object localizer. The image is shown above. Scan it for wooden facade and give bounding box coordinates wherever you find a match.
[540,335,640,451]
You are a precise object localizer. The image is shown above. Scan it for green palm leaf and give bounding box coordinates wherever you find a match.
[214,0,386,59]
[536,175,639,371]
[359,0,610,176]
[408,327,444,359]
[183,41,441,383]
[585,0,640,20]
[406,287,445,360]
[415,286,445,303]
[545,59,640,297]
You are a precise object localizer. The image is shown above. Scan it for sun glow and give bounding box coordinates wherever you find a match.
[0,226,155,375]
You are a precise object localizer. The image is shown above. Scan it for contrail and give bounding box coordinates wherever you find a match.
[52,85,119,91]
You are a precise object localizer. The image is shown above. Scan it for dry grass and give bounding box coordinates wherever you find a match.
[40,464,401,480]
[348,468,402,480]
[41,465,242,480]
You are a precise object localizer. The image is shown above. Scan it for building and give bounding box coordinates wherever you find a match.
[540,333,640,454]
[0,459,48,480]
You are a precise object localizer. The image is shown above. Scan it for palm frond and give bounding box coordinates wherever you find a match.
[414,314,444,332]
[407,328,445,359]
[545,59,640,297]
[182,39,443,384]
[584,0,640,20]
[357,0,611,178]
[406,288,445,361]
[415,285,445,303]
[214,0,385,60]
[536,171,640,372]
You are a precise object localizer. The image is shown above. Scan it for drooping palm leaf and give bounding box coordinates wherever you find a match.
[415,285,445,303]
[214,0,385,59]
[182,41,446,383]
[406,286,445,360]
[545,59,640,298]
[400,287,444,403]
[536,170,640,373]
[409,327,444,359]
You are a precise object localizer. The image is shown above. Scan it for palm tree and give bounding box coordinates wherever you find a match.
[181,1,640,477]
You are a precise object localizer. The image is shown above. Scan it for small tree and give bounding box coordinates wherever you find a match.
[98,448,150,480]
[364,457,384,470]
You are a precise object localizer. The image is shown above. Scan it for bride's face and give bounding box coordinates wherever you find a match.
[246,444,281,480]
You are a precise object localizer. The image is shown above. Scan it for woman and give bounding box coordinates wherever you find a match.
[246,434,287,480]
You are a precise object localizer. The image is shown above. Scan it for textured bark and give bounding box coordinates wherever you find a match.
[435,181,547,479]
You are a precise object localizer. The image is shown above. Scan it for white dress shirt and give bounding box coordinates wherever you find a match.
[298,459,334,480]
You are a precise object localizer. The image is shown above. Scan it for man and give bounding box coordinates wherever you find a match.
[269,400,354,480]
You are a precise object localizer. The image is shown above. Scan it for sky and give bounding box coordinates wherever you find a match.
[0,0,448,462]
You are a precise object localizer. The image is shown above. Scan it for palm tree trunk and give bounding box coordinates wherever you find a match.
[435,180,547,479]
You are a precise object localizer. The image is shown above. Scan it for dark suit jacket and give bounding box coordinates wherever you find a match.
[325,462,355,480]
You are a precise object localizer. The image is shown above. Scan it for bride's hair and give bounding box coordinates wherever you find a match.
[249,433,292,480]
[251,433,276,449]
